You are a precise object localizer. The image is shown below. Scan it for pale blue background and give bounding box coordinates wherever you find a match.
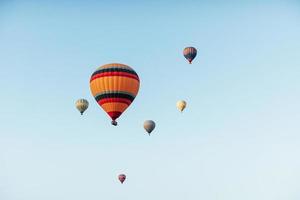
[0,0,300,199]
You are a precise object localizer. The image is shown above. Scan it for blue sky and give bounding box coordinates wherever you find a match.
[0,0,300,199]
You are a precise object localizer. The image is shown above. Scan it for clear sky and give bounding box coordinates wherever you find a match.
[0,0,300,199]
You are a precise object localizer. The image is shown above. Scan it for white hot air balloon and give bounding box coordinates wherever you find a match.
[75,99,89,115]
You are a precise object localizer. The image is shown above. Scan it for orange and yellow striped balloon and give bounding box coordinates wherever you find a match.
[90,63,140,125]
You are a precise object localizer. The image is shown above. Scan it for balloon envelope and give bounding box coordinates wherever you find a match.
[144,120,156,135]
[177,100,187,112]
[183,47,197,64]
[118,174,126,184]
[90,63,140,125]
[75,99,89,115]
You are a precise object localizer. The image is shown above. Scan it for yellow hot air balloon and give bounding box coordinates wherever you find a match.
[90,63,140,125]
[76,99,89,115]
[176,100,186,112]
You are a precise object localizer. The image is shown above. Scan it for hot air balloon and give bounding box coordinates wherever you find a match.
[177,100,186,112]
[75,99,89,115]
[90,63,140,126]
[144,120,155,135]
[183,47,197,64]
[118,174,126,184]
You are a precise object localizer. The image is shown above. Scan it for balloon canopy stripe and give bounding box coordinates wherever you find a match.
[92,67,139,77]
[98,98,132,106]
[108,111,122,120]
[90,77,139,96]
[101,102,129,113]
[97,63,132,70]
[90,72,139,82]
[95,92,135,102]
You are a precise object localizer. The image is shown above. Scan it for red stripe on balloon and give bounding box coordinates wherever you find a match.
[108,111,122,120]
[98,98,132,106]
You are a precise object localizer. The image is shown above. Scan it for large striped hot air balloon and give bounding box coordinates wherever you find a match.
[90,63,140,126]
[183,47,197,64]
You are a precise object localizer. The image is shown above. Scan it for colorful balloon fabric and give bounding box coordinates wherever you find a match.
[90,63,140,126]
[118,174,126,184]
[183,47,197,64]
[75,99,89,115]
